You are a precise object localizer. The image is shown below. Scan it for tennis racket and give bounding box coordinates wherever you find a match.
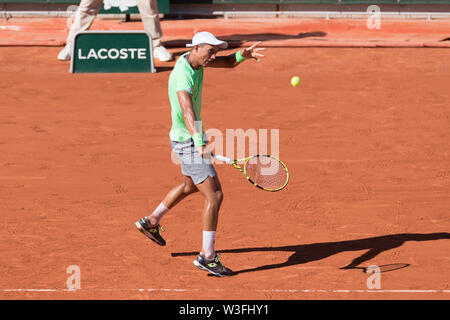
[213,154,289,192]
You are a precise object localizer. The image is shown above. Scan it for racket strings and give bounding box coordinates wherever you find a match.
[244,156,288,190]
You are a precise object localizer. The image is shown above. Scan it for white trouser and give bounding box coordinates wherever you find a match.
[67,0,162,48]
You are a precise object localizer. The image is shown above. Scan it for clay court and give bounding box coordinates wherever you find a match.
[0,16,449,300]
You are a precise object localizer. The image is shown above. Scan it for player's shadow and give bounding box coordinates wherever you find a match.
[154,51,190,72]
[171,232,450,275]
[155,66,174,72]
[155,32,326,72]
[163,31,327,48]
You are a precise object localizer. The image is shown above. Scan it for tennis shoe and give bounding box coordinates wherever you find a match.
[153,45,174,62]
[135,217,166,246]
[57,43,72,61]
[193,253,233,277]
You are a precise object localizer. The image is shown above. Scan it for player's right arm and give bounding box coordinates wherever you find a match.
[177,91,207,157]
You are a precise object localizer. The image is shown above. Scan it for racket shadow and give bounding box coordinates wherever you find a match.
[171,232,449,275]
[342,263,410,273]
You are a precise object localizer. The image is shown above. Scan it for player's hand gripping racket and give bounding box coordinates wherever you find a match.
[213,154,289,191]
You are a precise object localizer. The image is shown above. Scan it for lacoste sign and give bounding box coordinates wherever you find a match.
[70,31,156,73]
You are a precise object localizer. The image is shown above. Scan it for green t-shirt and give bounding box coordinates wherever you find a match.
[168,52,204,145]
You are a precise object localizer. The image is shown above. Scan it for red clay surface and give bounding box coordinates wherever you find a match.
[0,17,450,300]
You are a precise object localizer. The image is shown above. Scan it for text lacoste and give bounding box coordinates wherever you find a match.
[78,48,147,60]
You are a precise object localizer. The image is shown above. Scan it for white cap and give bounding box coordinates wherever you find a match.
[186,31,228,49]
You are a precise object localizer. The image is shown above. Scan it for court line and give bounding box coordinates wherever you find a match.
[0,176,47,180]
[288,159,364,162]
[258,289,449,293]
[2,288,449,293]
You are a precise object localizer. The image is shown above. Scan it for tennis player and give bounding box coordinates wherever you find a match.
[136,32,265,277]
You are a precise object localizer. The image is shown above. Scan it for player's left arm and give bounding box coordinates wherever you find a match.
[208,41,266,68]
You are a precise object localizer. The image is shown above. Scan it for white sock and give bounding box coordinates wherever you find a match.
[149,202,169,225]
[202,231,216,260]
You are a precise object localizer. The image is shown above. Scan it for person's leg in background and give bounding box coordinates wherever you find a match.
[57,0,103,61]
[135,0,174,61]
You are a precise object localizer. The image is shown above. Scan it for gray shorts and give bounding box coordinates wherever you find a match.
[170,139,217,185]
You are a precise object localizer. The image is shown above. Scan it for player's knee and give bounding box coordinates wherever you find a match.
[216,190,223,204]
[205,194,221,209]
[212,191,223,208]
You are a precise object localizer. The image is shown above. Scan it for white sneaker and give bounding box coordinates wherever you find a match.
[57,43,72,61]
[153,45,174,62]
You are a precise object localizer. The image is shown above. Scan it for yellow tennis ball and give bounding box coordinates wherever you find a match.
[291,76,300,87]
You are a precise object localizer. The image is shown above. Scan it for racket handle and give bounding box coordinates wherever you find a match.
[213,153,233,164]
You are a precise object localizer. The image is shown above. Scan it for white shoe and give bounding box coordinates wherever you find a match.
[57,43,72,61]
[153,45,174,62]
